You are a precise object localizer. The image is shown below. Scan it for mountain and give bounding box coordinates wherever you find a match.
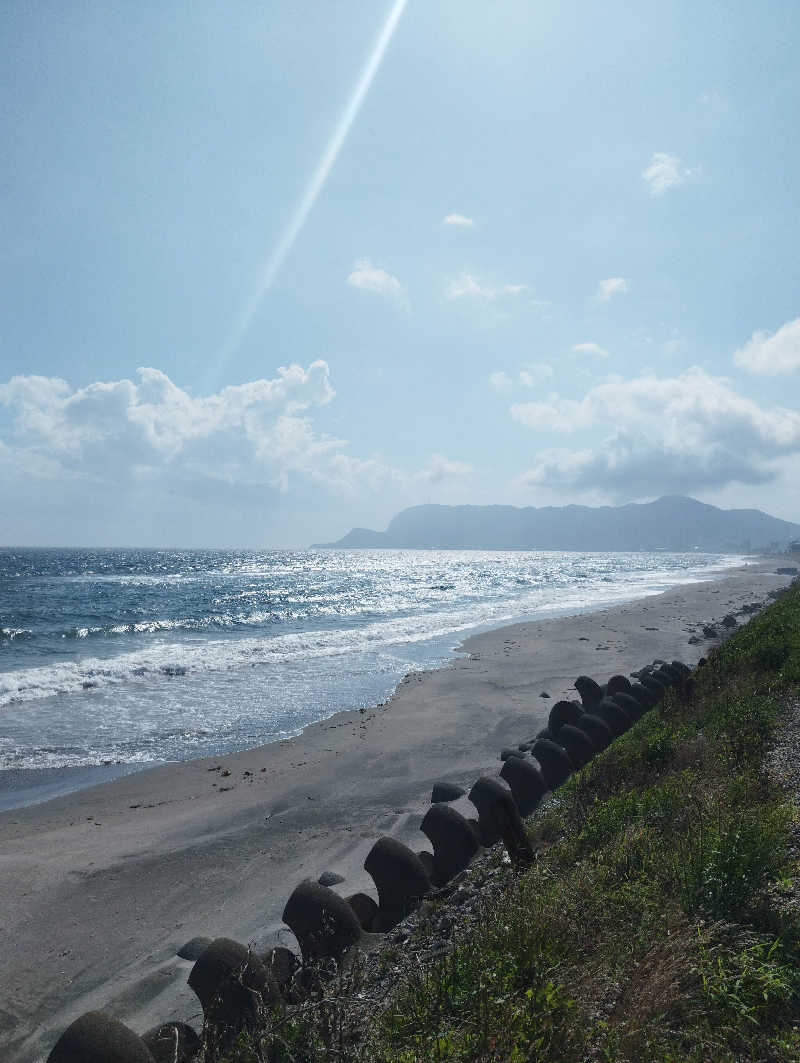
[317,496,800,552]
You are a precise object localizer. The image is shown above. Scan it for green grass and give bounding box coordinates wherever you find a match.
[217,579,800,1063]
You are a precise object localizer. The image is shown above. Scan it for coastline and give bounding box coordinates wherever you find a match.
[0,558,794,1062]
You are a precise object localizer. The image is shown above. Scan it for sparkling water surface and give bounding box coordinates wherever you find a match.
[0,547,745,772]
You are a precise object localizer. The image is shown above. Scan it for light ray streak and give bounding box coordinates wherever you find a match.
[213,0,408,374]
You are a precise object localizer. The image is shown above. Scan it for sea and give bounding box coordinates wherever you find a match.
[0,547,747,806]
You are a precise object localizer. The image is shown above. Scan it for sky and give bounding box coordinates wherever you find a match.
[1,1,799,547]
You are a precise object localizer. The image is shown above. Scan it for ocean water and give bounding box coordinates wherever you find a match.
[0,547,745,776]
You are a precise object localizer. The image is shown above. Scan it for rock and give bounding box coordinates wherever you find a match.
[606,675,633,697]
[177,936,213,961]
[702,625,718,639]
[47,1013,155,1063]
[574,713,613,751]
[318,870,345,887]
[364,837,432,931]
[431,781,465,803]
[594,698,631,737]
[540,691,550,698]
[548,699,584,733]
[722,614,737,628]
[141,1023,200,1063]
[420,804,481,886]
[554,724,596,769]
[499,757,548,816]
[282,881,364,963]
[530,738,574,790]
[574,675,604,708]
[346,892,379,931]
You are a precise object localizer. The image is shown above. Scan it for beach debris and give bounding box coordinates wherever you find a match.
[141,1022,199,1063]
[346,891,379,931]
[46,1011,155,1063]
[420,803,481,886]
[431,780,465,803]
[574,674,604,708]
[176,935,213,961]
[499,757,548,816]
[364,837,433,931]
[531,738,575,789]
[575,712,614,751]
[548,699,584,734]
[318,870,345,887]
[554,724,596,769]
[283,880,364,963]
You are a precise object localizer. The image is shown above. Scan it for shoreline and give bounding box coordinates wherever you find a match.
[0,553,751,814]
[0,559,795,1062]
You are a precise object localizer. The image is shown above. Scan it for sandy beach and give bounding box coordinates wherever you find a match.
[1,559,795,1062]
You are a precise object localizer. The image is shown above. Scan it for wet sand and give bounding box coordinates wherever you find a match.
[0,559,793,1062]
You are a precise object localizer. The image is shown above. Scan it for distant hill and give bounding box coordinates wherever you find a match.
[316,496,800,552]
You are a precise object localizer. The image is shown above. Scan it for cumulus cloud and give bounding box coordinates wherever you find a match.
[414,453,473,484]
[442,213,475,228]
[642,152,699,196]
[733,318,800,374]
[447,273,528,300]
[511,368,800,496]
[572,341,609,358]
[594,277,628,303]
[347,258,406,305]
[490,365,553,393]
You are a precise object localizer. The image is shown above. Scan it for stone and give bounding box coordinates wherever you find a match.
[530,738,574,790]
[177,936,213,961]
[282,881,364,963]
[141,1023,200,1063]
[548,699,584,733]
[47,1013,155,1063]
[346,892,379,931]
[499,758,548,816]
[431,781,465,803]
[318,870,345,887]
[722,614,737,628]
[420,803,480,885]
[575,713,613,751]
[555,724,596,769]
[702,625,718,638]
[364,837,432,931]
[574,675,604,709]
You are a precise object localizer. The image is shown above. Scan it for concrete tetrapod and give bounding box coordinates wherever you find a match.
[364,837,433,931]
[282,880,364,964]
[499,757,548,816]
[555,724,596,769]
[640,673,668,701]
[575,713,614,751]
[575,675,604,709]
[188,938,280,1037]
[594,698,632,737]
[530,738,574,790]
[548,699,584,733]
[467,776,534,868]
[606,674,633,698]
[47,1012,156,1063]
[610,691,647,724]
[141,1022,200,1063]
[346,892,379,931]
[420,802,481,886]
[431,781,466,803]
[629,682,656,710]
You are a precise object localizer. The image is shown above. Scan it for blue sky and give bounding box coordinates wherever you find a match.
[1,1,799,546]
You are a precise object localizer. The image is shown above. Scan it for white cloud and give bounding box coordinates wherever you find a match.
[572,342,609,358]
[594,277,628,303]
[490,365,553,393]
[511,368,800,496]
[733,317,800,374]
[347,258,406,305]
[446,273,528,300]
[415,453,473,484]
[489,371,513,394]
[442,213,475,228]
[642,152,699,196]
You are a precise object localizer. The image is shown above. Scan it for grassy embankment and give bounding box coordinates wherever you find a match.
[226,580,800,1062]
